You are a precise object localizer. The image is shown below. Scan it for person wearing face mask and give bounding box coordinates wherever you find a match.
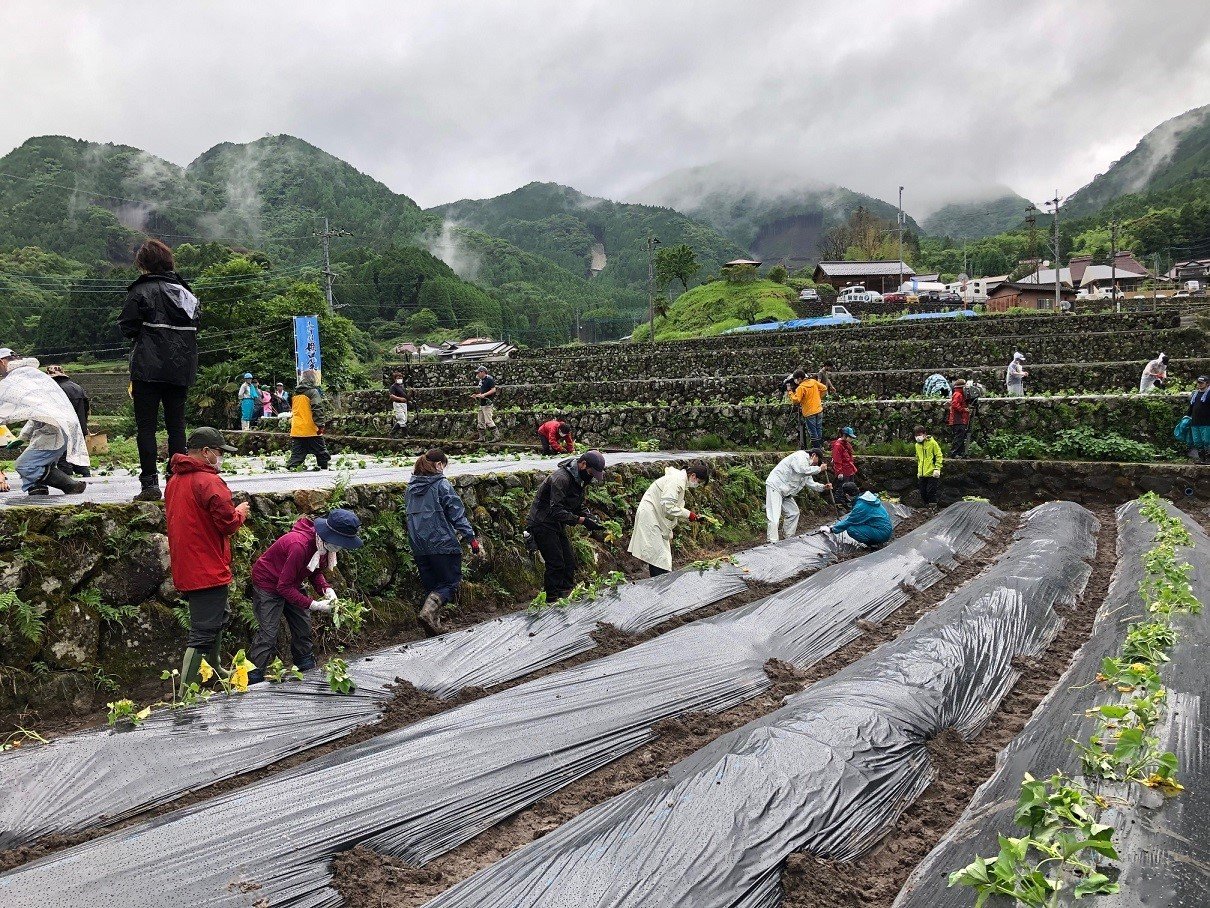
[164,428,249,695]
[764,448,832,543]
[526,450,608,601]
[913,424,944,508]
[628,461,712,577]
[247,508,363,684]
[406,448,481,635]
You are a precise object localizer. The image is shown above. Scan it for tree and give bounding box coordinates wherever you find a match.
[723,264,758,284]
[767,263,789,284]
[405,308,439,334]
[654,243,700,294]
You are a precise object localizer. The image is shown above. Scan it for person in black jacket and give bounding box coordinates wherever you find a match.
[525,450,607,601]
[1189,375,1210,463]
[118,239,200,501]
[45,365,91,477]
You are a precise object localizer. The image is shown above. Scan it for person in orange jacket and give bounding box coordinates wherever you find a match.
[537,418,575,455]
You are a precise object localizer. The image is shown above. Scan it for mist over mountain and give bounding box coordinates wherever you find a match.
[920,188,1035,239]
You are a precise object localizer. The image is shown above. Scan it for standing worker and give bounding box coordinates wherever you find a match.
[406,448,480,635]
[537,418,575,455]
[287,369,331,470]
[627,461,711,577]
[1187,375,1210,463]
[914,424,944,508]
[525,451,607,602]
[787,368,828,449]
[830,426,858,500]
[0,349,89,495]
[764,448,832,543]
[247,508,363,683]
[271,382,291,416]
[389,371,410,436]
[46,365,92,477]
[1005,352,1028,396]
[118,239,199,502]
[238,375,259,430]
[1140,353,1168,393]
[472,365,500,442]
[817,361,838,395]
[164,428,249,694]
[825,488,893,547]
[948,378,971,457]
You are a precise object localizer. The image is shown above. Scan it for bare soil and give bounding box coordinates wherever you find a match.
[778,508,1118,908]
[328,513,1017,907]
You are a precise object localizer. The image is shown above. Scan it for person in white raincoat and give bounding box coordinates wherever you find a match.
[0,350,88,495]
[765,448,831,543]
[627,462,711,576]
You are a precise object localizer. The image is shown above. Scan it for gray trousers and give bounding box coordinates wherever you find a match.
[185,585,230,649]
[249,586,315,672]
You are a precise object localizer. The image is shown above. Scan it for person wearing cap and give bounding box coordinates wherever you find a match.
[0,349,89,496]
[389,371,410,436]
[1005,351,1028,396]
[119,239,200,501]
[406,448,480,634]
[271,382,291,416]
[526,451,607,601]
[628,461,712,577]
[287,369,331,470]
[830,427,858,505]
[247,508,363,683]
[1188,375,1210,463]
[948,379,971,457]
[537,418,575,455]
[46,365,92,477]
[472,366,500,442]
[238,373,259,431]
[765,448,832,543]
[164,427,249,694]
[826,487,893,547]
[914,424,944,508]
[1140,353,1169,393]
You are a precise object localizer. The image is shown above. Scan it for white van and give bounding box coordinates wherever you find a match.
[838,285,883,304]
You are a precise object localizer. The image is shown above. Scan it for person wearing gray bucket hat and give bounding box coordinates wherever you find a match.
[247,508,363,682]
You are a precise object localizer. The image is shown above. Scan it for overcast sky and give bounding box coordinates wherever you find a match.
[2,0,1208,215]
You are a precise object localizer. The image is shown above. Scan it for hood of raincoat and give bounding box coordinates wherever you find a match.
[0,358,88,466]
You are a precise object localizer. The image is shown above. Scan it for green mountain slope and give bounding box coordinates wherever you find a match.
[430,181,748,293]
[921,189,1033,239]
[1064,104,1210,217]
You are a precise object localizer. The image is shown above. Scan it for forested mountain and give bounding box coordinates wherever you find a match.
[631,163,919,267]
[430,182,747,292]
[921,189,1034,239]
[1064,104,1210,217]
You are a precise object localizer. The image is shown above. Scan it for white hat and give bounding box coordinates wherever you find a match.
[0,348,15,359]
[1013,351,1026,360]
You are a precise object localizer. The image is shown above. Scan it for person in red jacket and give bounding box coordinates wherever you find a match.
[537,418,575,455]
[247,508,363,683]
[164,427,249,695]
[948,379,971,457]
[830,426,858,505]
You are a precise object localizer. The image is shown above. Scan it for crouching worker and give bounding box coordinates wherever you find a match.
[627,461,711,577]
[0,349,89,495]
[765,448,831,543]
[247,508,363,683]
[165,428,249,693]
[826,487,893,547]
[406,448,480,635]
[537,418,575,455]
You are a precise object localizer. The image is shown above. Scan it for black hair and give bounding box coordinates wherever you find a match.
[687,460,711,483]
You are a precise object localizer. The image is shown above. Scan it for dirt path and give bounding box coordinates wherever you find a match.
[328,513,1017,907]
[777,507,1119,908]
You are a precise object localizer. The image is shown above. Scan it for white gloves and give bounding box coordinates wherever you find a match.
[323,588,338,602]
[932,469,941,479]
[819,526,833,535]
[310,599,334,613]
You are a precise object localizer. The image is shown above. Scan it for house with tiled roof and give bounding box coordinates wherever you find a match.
[812,260,915,293]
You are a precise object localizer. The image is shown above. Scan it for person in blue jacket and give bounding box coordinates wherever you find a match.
[827,487,893,546]
[406,448,480,635]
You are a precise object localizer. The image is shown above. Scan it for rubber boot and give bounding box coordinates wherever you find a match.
[42,466,86,495]
[492,428,502,442]
[418,593,444,636]
[133,476,162,502]
[206,639,230,680]
[178,647,204,698]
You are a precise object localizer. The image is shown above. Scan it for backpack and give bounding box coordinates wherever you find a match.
[963,381,986,405]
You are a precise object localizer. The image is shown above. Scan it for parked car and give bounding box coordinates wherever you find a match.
[883,292,907,304]
[838,286,883,304]
[798,288,820,302]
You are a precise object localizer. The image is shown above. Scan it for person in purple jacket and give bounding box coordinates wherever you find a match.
[247,508,363,683]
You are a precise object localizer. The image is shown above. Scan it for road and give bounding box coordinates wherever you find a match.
[0,451,711,508]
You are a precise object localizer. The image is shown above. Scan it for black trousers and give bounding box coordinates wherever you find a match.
[950,423,969,457]
[132,379,188,482]
[249,586,315,673]
[918,476,940,506]
[539,435,555,455]
[415,551,463,604]
[287,436,330,469]
[185,584,230,649]
[531,524,575,601]
[648,564,669,578]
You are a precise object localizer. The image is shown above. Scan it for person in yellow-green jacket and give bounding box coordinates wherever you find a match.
[913,423,943,508]
[288,369,331,470]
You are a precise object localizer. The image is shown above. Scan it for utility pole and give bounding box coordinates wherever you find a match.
[1045,193,1061,309]
[646,235,660,344]
[897,185,905,291]
[1153,252,1160,308]
[1109,220,1118,312]
[1025,204,1038,281]
[315,217,353,312]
